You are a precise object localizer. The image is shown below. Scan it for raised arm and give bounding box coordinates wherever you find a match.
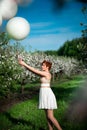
[18,59,46,77]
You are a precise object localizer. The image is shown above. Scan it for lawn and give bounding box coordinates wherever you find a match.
[0,74,87,130]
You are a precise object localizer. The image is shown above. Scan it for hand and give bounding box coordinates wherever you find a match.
[18,58,25,66]
[18,55,22,61]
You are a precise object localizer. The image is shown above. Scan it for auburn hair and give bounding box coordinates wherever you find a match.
[41,60,52,70]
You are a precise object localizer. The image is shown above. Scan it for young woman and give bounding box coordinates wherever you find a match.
[18,58,62,130]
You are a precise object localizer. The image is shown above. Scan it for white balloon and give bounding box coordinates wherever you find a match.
[6,17,30,40]
[0,0,18,20]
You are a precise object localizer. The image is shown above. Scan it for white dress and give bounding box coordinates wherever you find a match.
[39,77,57,109]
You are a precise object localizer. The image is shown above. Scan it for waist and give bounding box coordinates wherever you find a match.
[41,83,50,87]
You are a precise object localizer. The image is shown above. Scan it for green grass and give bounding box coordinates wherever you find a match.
[0,74,87,130]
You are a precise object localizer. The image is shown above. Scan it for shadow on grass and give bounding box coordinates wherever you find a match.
[3,112,46,130]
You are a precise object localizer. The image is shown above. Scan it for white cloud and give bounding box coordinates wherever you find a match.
[30,21,72,35]
[30,22,53,28]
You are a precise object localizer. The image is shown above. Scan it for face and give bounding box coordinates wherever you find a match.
[41,63,48,71]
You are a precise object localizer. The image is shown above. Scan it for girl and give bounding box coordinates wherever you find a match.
[18,58,62,130]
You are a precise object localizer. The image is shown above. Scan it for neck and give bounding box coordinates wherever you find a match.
[45,70,49,72]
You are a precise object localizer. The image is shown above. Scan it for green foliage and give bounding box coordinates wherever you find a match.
[80,6,87,64]
[44,50,58,56]
[0,32,10,46]
[0,32,22,98]
[57,37,87,61]
[81,6,87,38]
[0,113,12,130]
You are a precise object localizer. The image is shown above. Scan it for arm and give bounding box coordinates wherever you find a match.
[18,59,46,76]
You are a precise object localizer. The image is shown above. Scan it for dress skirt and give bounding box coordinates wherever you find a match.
[39,87,57,109]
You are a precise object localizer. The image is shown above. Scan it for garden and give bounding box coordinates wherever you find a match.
[0,33,87,130]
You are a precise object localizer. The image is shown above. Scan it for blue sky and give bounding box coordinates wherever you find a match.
[1,0,86,51]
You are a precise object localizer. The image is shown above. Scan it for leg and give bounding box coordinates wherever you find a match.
[45,110,53,130]
[45,109,62,130]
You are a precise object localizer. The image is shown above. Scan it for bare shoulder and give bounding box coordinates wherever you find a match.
[45,72,51,80]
